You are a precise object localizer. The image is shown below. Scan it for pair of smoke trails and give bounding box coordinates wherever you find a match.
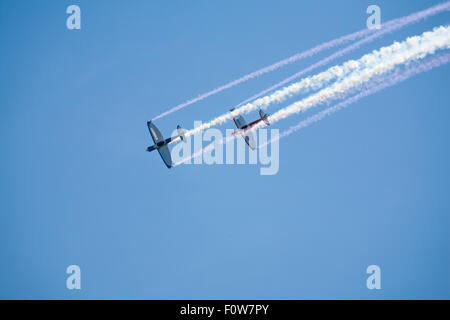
[259,52,450,149]
[172,27,450,166]
[153,1,450,121]
[185,23,450,137]
[233,1,450,111]
[255,26,450,127]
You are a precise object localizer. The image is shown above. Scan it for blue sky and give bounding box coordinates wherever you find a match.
[0,0,449,299]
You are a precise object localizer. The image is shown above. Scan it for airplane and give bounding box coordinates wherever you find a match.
[230,108,270,150]
[146,121,186,168]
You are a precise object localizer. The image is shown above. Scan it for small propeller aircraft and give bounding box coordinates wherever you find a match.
[146,121,186,168]
[230,109,270,150]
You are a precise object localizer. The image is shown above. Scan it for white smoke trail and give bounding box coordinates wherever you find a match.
[184,25,450,137]
[152,1,450,121]
[173,26,450,167]
[252,25,450,130]
[233,1,450,110]
[259,52,450,148]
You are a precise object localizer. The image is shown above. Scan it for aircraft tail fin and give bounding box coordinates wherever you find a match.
[259,109,270,126]
[177,125,187,142]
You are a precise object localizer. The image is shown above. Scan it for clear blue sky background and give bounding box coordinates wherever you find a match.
[0,0,449,299]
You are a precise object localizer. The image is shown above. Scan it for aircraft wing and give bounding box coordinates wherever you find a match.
[233,116,256,150]
[233,115,247,129]
[243,131,256,150]
[147,121,164,144]
[157,145,172,168]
